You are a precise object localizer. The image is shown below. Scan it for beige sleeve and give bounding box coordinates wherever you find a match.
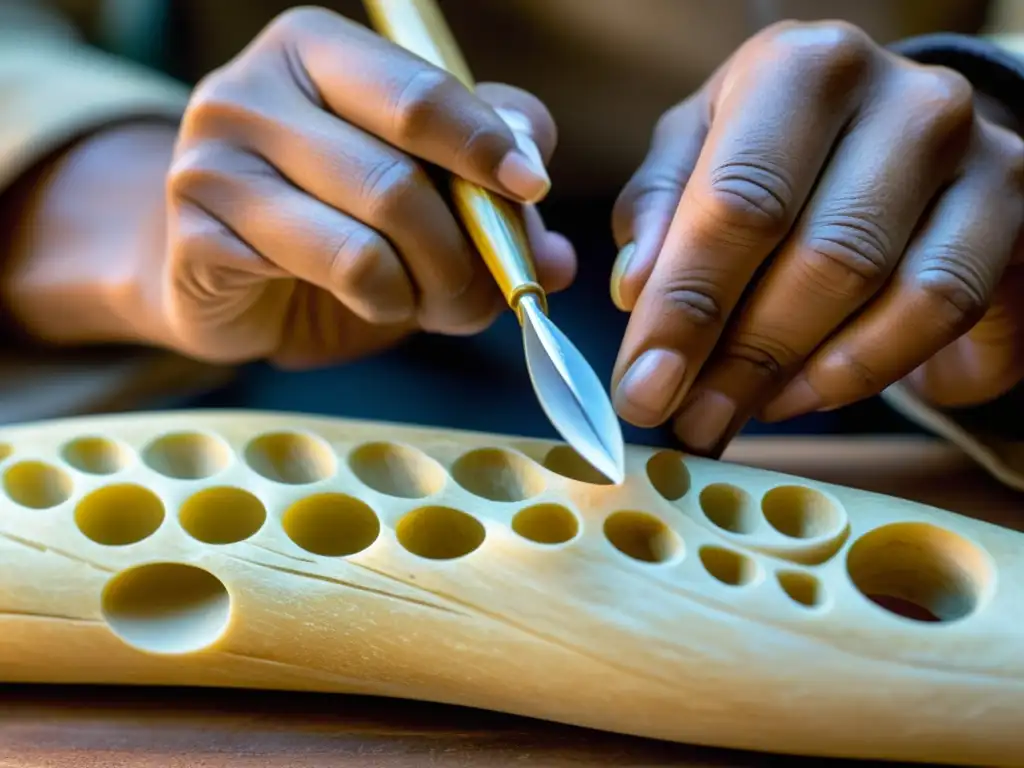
[0,1,233,425]
[0,0,190,197]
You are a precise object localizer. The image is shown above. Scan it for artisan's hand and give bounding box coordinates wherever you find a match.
[609,20,1024,453]
[156,7,573,366]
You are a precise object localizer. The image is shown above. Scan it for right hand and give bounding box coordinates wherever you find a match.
[154,6,575,368]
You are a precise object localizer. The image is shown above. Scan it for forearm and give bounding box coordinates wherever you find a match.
[0,122,177,347]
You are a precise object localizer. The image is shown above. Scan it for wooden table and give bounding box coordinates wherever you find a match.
[2,436,1021,767]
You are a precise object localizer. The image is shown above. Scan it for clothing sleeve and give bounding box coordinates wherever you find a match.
[0,0,233,424]
[0,0,190,198]
[877,34,1024,489]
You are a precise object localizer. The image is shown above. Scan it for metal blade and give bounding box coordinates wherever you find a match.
[519,296,626,484]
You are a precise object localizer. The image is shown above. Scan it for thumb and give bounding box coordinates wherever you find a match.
[609,96,708,311]
[905,265,1024,407]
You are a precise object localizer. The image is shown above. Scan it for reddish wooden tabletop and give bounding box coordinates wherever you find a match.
[2,436,1020,768]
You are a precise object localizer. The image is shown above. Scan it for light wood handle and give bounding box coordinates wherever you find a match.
[363,0,546,318]
[0,410,1022,765]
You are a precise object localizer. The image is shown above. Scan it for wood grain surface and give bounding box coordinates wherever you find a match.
[2,435,1020,768]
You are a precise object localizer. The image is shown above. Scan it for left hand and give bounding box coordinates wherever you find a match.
[608,20,1024,454]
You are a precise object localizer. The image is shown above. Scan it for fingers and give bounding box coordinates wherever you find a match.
[759,122,1024,421]
[671,63,974,452]
[251,7,550,203]
[609,97,708,312]
[168,142,420,326]
[611,22,870,428]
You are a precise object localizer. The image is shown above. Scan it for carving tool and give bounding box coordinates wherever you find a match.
[363,0,625,485]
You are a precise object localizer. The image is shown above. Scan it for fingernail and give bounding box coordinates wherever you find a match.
[494,108,550,203]
[612,348,687,427]
[673,391,736,453]
[760,376,821,422]
[610,242,636,311]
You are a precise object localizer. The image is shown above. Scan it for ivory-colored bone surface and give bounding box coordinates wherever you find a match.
[0,410,1020,765]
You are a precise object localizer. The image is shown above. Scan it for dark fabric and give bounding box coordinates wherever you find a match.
[182,198,925,443]
[888,32,1024,129]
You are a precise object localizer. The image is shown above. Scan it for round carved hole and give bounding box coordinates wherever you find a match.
[699,483,758,534]
[451,448,545,502]
[762,485,843,539]
[512,503,580,545]
[3,461,73,509]
[396,506,485,560]
[700,545,760,586]
[348,442,446,498]
[75,484,165,546]
[244,431,335,485]
[62,436,132,476]
[282,493,380,557]
[543,446,614,486]
[102,562,231,655]
[777,570,826,609]
[179,487,266,545]
[646,451,691,501]
[143,432,231,480]
[846,522,991,623]
[603,511,682,564]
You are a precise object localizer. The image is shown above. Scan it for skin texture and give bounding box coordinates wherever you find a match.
[4,12,1024,455]
[3,7,575,369]
[609,20,1024,455]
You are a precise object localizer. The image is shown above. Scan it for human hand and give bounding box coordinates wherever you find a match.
[154,7,574,367]
[608,20,1024,453]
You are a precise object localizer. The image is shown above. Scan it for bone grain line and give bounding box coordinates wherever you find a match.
[0,610,98,623]
[227,555,466,617]
[347,561,677,690]
[0,532,115,573]
[248,543,316,563]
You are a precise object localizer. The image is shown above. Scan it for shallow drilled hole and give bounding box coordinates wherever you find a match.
[777,570,826,608]
[0,443,12,462]
[102,562,231,655]
[61,436,131,476]
[348,442,446,498]
[75,484,165,546]
[244,431,335,485]
[451,448,546,502]
[282,493,380,557]
[143,432,231,480]
[542,446,614,486]
[700,545,760,586]
[603,511,681,564]
[846,522,991,623]
[396,506,485,560]
[646,451,691,501]
[762,485,843,539]
[699,483,758,534]
[512,503,580,545]
[3,461,73,509]
[179,487,266,545]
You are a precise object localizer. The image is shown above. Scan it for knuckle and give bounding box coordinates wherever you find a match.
[328,228,391,294]
[802,213,892,293]
[907,65,975,146]
[765,20,872,82]
[361,157,424,222]
[833,352,885,394]
[657,277,725,328]
[166,145,225,202]
[266,5,330,38]
[722,334,794,379]
[911,249,990,329]
[702,157,793,236]
[391,68,462,143]
[183,67,260,138]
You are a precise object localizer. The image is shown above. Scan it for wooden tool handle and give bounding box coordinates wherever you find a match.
[1,410,1023,765]
[363,0,547,318]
